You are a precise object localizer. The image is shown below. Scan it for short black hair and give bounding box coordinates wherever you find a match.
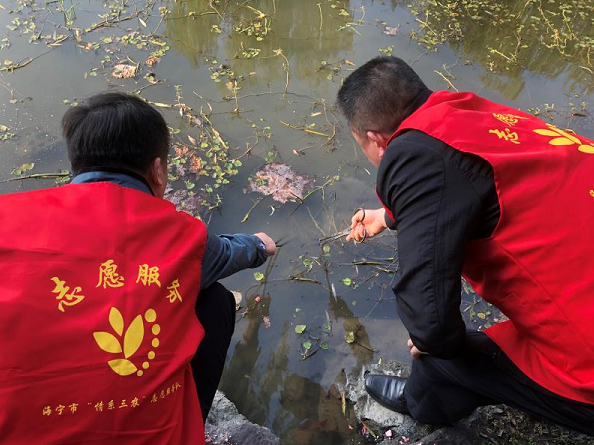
[62,92,170,175]
[337,56,427,135]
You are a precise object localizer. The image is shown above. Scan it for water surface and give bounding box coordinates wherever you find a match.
[1,0,593,443]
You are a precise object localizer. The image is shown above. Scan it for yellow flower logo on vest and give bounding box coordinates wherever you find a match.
[533,124,594,154]
[93,307,160,377]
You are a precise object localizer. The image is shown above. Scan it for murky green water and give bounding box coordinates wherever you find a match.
[2,0,594,443]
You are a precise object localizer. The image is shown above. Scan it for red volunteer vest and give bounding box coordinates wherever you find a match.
[0,182,207,444]
[383,91,594,404]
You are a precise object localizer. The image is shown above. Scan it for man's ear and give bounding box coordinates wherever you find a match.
[147,157,166,189]
[366,131,389,158]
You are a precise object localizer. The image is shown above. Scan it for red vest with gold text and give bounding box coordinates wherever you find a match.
[0,182,207,444]
[383,91,594,404]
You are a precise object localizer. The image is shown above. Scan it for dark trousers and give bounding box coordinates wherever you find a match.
[191,282,236,422]
[404,331,594,436]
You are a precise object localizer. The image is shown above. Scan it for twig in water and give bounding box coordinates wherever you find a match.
[0,46,55,72]
[288,276,322,284]
[241,197,263,223]
[86,11,142,32]
[306,206,326,237]
[273,48,290,96]
[279,120,331,138]
[2,172,70,183]
[300,345,320,361]
[434,69,458,92]
[317,3,323,36]
[361,420,377,439]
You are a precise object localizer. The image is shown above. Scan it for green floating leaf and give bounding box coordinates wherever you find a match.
[342,277,352,286]
[320,341,329,350]
[295,324,306,334]
[12,163,35,176]
[302,341,312,350]
[254,272,264,281]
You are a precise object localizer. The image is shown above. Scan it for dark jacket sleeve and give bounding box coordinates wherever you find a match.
[377,132,485,359]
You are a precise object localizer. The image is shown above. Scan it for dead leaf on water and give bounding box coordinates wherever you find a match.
[344,331,356,344]
[111,63,137,79]
[145,55,160,66]
[231,290,242,307]
[248,163,313,204]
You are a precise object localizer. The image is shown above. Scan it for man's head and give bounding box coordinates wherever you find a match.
[62,92,170,197]
[337,56,427,166]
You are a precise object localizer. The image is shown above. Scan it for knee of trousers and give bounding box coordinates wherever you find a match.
[197,282,236,317]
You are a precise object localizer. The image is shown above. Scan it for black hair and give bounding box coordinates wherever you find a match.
[337,56,427,135]
[62,92,170,175]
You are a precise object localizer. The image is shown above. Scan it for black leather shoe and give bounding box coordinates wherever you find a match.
[364,374,409,414]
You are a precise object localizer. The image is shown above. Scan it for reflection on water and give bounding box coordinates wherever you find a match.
[166,0,355,90]
[2,0,594,443]
[400,0,594,99]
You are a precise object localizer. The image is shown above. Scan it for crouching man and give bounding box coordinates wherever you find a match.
[0,92,275,444]
[339,56,594,435]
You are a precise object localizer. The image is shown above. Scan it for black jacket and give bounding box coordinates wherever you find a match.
[376,90,500,358]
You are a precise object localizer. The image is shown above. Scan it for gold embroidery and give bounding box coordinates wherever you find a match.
[136,264,161,287]
[489,128,520,145]
[165,279,182,303]
[492,113,527,127]
[533,124,594,154]
[93,307,159,377]
[51,277,85,312]
[96,259,125,289]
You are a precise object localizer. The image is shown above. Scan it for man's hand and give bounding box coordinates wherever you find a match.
[254,232,276,256]
[407,338,428,359]
[346,208,388,242]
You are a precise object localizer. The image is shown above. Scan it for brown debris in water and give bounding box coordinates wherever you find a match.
[248,163,313,204]
[111,63,137,79]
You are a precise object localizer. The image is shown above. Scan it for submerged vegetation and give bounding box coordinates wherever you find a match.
[403,0,594,98]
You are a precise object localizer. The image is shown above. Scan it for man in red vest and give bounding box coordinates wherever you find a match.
[338,56,594,434]
[0,92,275,444]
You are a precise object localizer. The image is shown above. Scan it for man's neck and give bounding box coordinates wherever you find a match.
[406,89,432,119]
[70,167,154,196]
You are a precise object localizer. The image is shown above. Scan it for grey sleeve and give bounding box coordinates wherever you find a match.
[200,232,269,290]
